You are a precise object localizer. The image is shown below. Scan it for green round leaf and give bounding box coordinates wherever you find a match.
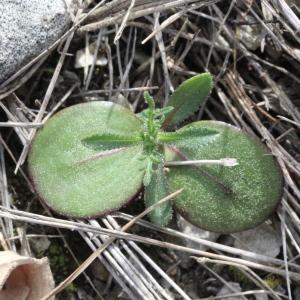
[28,102,146,218]
[165,121,283,233]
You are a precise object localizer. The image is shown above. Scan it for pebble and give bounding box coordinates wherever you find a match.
[233,223,281,260]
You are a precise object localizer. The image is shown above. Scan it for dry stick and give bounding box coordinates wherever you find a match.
[234,4,300,121]
[87,0,172,21]
[40,189,183,300]
[165,158,238,167]
[223,71,300,175]
[79,0,220,33]
[0,136,34,192]
[105,216,190,300]
[73,86,159,97]
[105,38,113,100]
[42,83,80,123]
[205,0,236,69]
[279,213,300,255]
[2,207,300,281]
[127,20,231,52]
[142,9,186,44]
[79,231,140,300]
[87,0,133,20]
[114,213,300,272]
[14,9,83,173]
[263,0,300,43]
[277,115,300,129]
[91,219,156,300]
[194,258,283,300]
[84,29,104,91]
[12,93,37,119]
[0,143,15,251]
[197,291,287,300]
[117,28,137,93]
[115,25,124,79]
[210,7,298,288]
[0,122,43,128]
[199,262,248,300]
[153,12,173,103]
[57,229,105,300]
[0,102,29,144]
[213,3,300,124]
[280,210,293,300]
[83,33,90,83]
[0,56,49,100]
[114,0,136,44]
[82,226,152,300]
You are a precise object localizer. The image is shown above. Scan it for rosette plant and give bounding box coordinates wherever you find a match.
[28,73,283,233]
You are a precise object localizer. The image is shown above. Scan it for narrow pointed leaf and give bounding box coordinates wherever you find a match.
[82,132,143,151]
[165,121,283,233]
[144,164,173,226]
[28,102,146,218]
[163,73,213,127]
[158,125,219,148]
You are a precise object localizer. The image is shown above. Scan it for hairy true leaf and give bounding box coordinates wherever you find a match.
[28,102,146,218]
[163,73,213,127]
[165,121,283,233]
[82,133,142,151]
[158,125,219,147]
[144,164,172,226]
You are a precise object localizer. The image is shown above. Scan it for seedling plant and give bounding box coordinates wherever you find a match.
[28,73,283,233]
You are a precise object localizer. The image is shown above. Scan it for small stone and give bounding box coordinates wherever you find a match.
[90,260,109,281]
[30,236,51,255]
[254,292,269,300]
[177,214,220,251]
[233,223,281,259]
[236,15,263,51]
[76,288,94,300]
[217,281,242,300]
[0,0,75,84]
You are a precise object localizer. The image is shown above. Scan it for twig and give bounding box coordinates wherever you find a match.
[165,158,238,167]
[40,189,182,300]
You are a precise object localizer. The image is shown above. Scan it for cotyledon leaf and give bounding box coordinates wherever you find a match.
[164,121,283,233]
[144,164,173,226]
[163,73,213,128]
[28,102,147,218]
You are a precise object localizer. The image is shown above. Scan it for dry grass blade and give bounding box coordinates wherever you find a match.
[142,10,186,45]
[78,0,221,33]
[194,257,284,300]
[114,0,136,44]
[40,189,182,300]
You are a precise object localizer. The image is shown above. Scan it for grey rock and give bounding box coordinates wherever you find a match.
[254,293,269,300]
[236,15,263,51]
[233,223,281,260]
[0,0,73,84]
[177,214,220,251]
[217,281,243,300]
[30,236,51,254]
[176,214,220,268]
